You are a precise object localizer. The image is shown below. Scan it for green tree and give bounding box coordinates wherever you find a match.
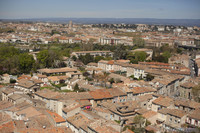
[162,51,171,63]
[133,115,146,128]
[10,79,16,83]
[94,56,105,63]
[37,50,61,68]
[19,53,35,73]
[0,46,19,60]
[134,51,147,62]
[78,53,94,65]
[74,83,79,91]
[127,51,147,64]
[132,34,145,48]
[113,44,128,60]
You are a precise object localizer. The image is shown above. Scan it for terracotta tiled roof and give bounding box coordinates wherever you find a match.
[46,110,65,123]
[67,113,93,131]
[145,125,159,132]
[38,67,77,74]
[94,126,119,133]
[89,89,113,99]
[122,128,135,133]
[188,109,200,120]
[0,121,14,133]
[139,62,170,66]
[37,74,47,78]
[132,87,156,94]
[167,109,187,118]
[0,101,14,110]
[17,74,31,80]
[175,99,200,109]
[17,79,35,88]
[142,111,157,119]
[180,82,196,88]
[152,97,173,107]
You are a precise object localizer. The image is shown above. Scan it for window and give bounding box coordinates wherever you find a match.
[174,120,177,123]
[170,118,172,121]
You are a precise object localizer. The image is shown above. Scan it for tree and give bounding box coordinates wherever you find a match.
[113,44,128,60]
[72,55,77,61]
[134,51,147,62]
[37,50,61,68]
[146,74,154,81]
[78,54,94,65]
[133,115,146,128]
[162,51,171,63]
[10,79,16,83]
[74,83,80,91]
[127,51,147,64]
[132,34,145,48]
[18,53,35,73]
[94,56,104,63]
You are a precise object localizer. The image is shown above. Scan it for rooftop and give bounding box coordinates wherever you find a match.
[46,110,65,123]
[152,96,173,107]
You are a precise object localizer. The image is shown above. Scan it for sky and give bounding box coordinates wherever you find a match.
[0,0,200,19]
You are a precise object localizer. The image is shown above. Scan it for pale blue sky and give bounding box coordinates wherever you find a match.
[0,0,200,19]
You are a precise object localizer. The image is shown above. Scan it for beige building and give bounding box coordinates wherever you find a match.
[71,51,113,58]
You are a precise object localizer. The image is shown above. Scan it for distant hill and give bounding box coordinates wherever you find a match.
[1,18,200,26]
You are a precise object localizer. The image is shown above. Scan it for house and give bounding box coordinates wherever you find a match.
[7,94,27,105]
[157,108,171,127]
[35,74,48,85]
[46,110,66,127]
[174,99,200,112]
[151,96,174,112]
[14,106,42,121]
[131,87,156,101]
[145,125,161,133]
[92,106,111,120]
[37,67,78,76]
[126,64,147,79]
[0,74,10,84]
[179,82,196,100]
[108,73,129,83]
[142,110,158,125]
[98,60,130,73]
[47,75,70,85]
[186,109,200,127]
[66,113,93,133]
[62,99,92,119]
[88,118,121,133]
[71,51,113,58]
[89,89,113,107]
[149,75,184,97]
[14,79,40,94]
[136,94,153,110]
[34,89,62,114]
[169,54,190,68]
[99,101,140,121]
[164,109,187,131]
[2,88,15,101]
[87,62,98,68]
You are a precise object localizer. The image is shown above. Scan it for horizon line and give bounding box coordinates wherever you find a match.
[1,17,200,20]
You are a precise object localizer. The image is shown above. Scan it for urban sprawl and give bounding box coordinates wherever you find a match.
[0,21,200,133]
